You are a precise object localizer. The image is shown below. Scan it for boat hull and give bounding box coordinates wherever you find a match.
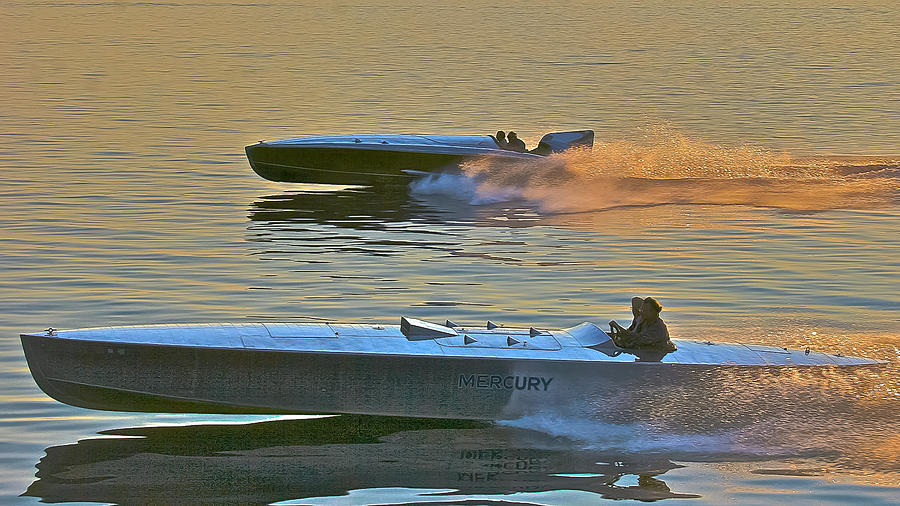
[244,134,546,185]
[245,144,480,185]
[20,320,883,419]
[22,333,654,419]
[245,144,540,186]
[244,131,594,185]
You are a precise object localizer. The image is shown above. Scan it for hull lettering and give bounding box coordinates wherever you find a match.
[458,374,553,391]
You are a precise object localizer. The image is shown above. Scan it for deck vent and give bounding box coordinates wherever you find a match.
[464,334,478,345]
[400,317,459,341]
[486,321,500,330]
[529,327,542,337]
[445,320,459,328]
[507,336,520,346]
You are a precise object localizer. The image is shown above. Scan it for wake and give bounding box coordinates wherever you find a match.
[411,123,900,213]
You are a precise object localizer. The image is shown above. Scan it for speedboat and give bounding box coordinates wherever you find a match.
[20,317,883,420]
[244,130,594,185]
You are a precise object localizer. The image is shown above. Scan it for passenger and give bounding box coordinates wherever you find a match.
[493,130,509,149]
[506,131,527,152]
[627,296,644,331]
[609,297,676,352]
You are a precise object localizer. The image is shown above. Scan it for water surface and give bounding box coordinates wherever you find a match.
[1,0,898,503]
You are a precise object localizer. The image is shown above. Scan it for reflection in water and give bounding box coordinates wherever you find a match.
[250,185,437,230]
[248,184,548,231]
[24,416,698,504]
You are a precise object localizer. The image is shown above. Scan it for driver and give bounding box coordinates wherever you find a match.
[506,131,527,152]
[609,297,676,352]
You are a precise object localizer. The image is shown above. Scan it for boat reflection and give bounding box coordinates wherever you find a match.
[24,415,699,503]
[247,185,548,231]
[245,184,721,238]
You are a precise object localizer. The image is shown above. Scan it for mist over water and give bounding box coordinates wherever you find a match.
[417,124,900,213]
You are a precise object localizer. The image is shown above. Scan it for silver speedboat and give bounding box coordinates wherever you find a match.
[20,317,882,419]
[245,130,594,185]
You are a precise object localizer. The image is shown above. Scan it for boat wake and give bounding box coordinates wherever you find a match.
[499,414,744,456]
[412,123,900,213]
[497,360,899,485]
[409,171,521,205]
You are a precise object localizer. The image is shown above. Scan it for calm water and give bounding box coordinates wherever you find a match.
[1,0,899,503]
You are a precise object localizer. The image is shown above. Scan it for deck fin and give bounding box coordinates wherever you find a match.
[464,334,478,345]
[507,336,520,346]
[486,320,500,330]
[529,327,542,337]
[533,130,594,154]
[445,320,459,328]
[400,317,459,340]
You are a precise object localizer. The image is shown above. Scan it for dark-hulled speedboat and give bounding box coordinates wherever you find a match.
[245,130,594,185]
[20,317,883,420]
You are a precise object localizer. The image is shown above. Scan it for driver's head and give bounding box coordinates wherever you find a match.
[640,297,663,319]
[507,131,518,140]
[496,130,506,140]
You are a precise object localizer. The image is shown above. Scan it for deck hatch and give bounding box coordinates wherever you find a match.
[263,323,336,338]
[328,324,405,338]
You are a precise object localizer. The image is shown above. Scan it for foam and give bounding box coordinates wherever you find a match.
[448,123,900,213]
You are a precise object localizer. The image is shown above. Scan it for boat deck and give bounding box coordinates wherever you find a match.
[22,322,879,367]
